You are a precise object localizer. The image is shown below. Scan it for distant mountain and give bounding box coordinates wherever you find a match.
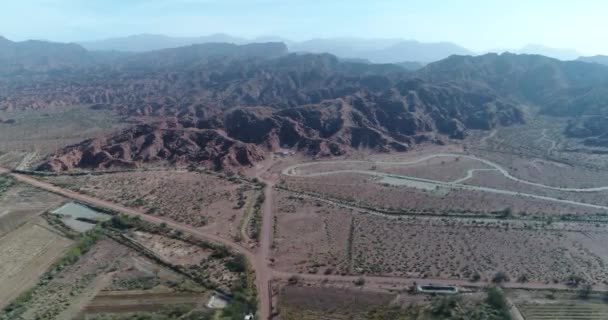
[394,61,425,71]
[578,55,608,66]
[0,36,94,74]
[8,37,608,171]
[0,40,524,171]
[289,38,472,63]
[78,34,471,63]
[115,42,288,70]
[518,44,581,61]
[488,44,581,61]
[79,33,247,52]
[417,52,608,116]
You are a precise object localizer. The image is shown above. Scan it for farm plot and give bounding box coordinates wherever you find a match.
[277,286,395,320]
[43,171,255,238]
[282,173,595,215]
[519,303,608,320]
[127,230,241,291]
[272,191,352,275]
[0,219,72,309]
[82,290,208,315]
[351,215,608,284]
[0,183,64,237]
[12,239,130,320]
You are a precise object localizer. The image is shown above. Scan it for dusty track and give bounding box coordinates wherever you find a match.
[282,153,608,210]
[3,167,274,320]
[283,153,608,192]
[4,165,608,320]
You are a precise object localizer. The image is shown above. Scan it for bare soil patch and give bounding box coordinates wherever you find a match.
[283,173,594,215]
[272,191,351,275]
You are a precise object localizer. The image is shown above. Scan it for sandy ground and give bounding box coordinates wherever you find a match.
[43,170,254,239]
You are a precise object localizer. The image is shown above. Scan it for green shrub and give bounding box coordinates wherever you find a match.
[225,254,247,273]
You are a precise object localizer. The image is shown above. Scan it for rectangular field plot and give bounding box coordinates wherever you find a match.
[272,191,352,275]
[351,216,608,284]
[519,303,608,320]
[0,184,64,237]
[278,286,394,320]
[82,290,207,315]
[0,220,72,309]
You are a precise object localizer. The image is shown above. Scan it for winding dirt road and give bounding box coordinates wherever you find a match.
[282,153,608,211]
[4,156,608,320]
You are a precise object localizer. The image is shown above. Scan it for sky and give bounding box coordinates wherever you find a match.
[1,0,606,55]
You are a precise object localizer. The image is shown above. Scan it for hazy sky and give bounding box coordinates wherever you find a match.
[1,0,606,55]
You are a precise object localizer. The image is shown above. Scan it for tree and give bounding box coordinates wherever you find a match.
[492,271,510,284]
[578,284,592,299]
[486,287,511,320]
[354,277,365,286]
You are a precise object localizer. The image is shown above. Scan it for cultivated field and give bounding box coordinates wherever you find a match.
[42,170,256,240]
[509,289,608,320]
[519,303,608,320]
[15,239,130,319]
[82,290,208,316]
[0,219,72,310]
[128,230,241,291]
[277,286,395,320]
[0,180,64,237]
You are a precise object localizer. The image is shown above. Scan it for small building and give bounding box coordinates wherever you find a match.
[416,284,459,294]
[206,293,229,309]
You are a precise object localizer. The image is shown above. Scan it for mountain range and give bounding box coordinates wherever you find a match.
[1,36,608,171]
[577,55,608,66]
[76,34,589,63]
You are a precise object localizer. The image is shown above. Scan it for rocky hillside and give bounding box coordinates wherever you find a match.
[39,122,265,172]
[0,37,96,74]
[0,42,536,171]
[416,53,608,117]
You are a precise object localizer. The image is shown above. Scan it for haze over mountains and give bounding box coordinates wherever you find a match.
[77,34,590,63]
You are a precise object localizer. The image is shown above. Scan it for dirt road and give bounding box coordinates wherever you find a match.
[5,166,607,320]
[253,181,275,319]
[4,169,274,320]
[282,153,608,211]
[272,270,607,292]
